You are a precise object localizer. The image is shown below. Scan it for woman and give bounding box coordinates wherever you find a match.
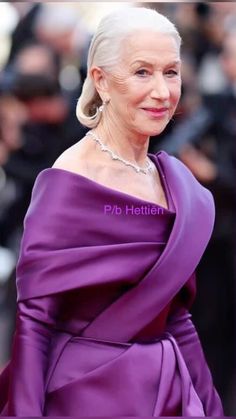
[0,7,224,416]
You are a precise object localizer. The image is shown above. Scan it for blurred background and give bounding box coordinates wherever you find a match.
[0,2,235,415]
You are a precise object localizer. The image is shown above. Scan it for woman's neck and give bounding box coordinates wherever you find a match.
[94,118,150,167]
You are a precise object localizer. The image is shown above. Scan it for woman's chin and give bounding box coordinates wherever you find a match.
[140,125,168,137]
[136,117,170,137]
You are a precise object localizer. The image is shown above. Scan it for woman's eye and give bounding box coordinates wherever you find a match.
[135,69,149,77]
[166,69,179,76]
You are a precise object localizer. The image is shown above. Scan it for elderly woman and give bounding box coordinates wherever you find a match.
[0,7,224,416]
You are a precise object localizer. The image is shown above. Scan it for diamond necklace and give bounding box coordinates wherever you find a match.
[85,130,153,175]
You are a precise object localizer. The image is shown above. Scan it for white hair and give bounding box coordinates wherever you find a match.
[76,7,182,129]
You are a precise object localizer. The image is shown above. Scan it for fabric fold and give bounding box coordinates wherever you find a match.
[0,151,224,416]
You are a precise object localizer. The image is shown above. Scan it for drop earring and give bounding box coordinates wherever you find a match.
[98,98,110,113]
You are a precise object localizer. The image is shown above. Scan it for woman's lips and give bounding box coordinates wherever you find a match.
[142,107,169,117]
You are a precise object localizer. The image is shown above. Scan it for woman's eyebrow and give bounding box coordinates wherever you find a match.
[130,59,181,67]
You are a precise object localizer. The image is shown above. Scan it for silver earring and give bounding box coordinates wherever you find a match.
[98,104,104,113]
[98,99,110,113]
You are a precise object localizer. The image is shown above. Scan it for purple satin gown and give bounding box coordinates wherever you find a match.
[0,151,224,416]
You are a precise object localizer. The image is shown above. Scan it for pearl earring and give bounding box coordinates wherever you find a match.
[98,98,110,113]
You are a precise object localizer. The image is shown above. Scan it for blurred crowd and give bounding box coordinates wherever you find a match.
[0,3,235,415]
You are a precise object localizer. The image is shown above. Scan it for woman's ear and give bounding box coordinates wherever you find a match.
[90,66,109,100]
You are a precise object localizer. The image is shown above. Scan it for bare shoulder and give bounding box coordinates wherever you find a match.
[52,135,95,178]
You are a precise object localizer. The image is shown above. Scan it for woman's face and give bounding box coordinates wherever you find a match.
[104,30,182,137]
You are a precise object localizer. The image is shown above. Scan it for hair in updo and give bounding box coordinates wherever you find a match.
[76,7,181,128]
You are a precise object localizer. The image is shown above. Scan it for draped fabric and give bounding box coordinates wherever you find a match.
[0,151,224,416]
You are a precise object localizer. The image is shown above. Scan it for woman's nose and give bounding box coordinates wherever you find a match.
[150,74,170,100]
